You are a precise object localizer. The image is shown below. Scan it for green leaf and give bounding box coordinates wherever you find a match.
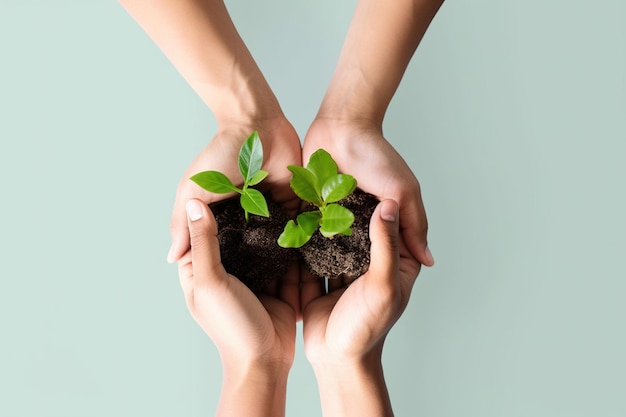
[190,171,240,194]
[320,224,352,238]
[247,169,268,186]
[320,227,353,238]
[277,212,321,248]
[238,131,264,183]
[321,174,357,203]
[277,221,307,248]
[240,188,269,217]
[319,203,354,237]
[288,165,322,205]
[339,227,353,236]
[296,211,322,235]
[306,149,338,193]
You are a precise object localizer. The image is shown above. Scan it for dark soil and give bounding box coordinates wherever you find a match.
[210,196,296,292]
[300,189,378,280]
[211,189,378,289]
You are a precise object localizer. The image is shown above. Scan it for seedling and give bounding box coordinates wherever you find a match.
[278,149,357,248]
[190,131,269,222]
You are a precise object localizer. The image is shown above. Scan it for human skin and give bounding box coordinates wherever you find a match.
[303,0,445,269]
[179,199,298,417]
[118,0,302,264]
[120,0,441,268]
[301,1,444,414]
[119,1,301,414]
[302,199,421,417]
[121,0,444,413]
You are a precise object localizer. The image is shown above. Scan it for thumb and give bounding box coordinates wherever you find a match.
[366,199,400,283]
[185,199,225,286]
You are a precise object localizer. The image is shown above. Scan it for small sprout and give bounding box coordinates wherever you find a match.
[190,131,269,222]
[278,149,357,248]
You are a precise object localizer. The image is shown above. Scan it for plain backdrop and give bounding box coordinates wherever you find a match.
[1,1,625,416]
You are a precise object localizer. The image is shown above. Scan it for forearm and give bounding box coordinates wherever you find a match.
[218,360,290,417]
[119,0,283,125]
[312,353,393,417]
[318,0,444,126]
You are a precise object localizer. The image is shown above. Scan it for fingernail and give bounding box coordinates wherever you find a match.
[186,200,203,221]
[425,246,435,266]
[380,200,398,222]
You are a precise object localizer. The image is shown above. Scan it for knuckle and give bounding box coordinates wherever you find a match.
[189,230,209,250]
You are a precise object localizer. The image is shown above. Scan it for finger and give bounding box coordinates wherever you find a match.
[367,199,400,285]
[265,277,279,298]
[327,277,343,293]
[168,197,191,263]
[399,186,434,267]
[177,251,195,307]
[300,269,324,313]
[279,262,301,321]
[343,274,358,287]
[186,199,226,287]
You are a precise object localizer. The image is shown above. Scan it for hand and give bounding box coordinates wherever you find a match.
[301,199,420,362]
[303,118,434,267]
[178,198,297,416]
[301,199,420,417]
[168,118,302,263]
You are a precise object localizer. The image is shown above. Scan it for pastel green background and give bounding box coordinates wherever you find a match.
[1,1,625,416]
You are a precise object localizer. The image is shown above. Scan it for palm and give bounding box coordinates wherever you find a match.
[301,197,421,361]
[170,118,302,262]
[303,119,430,266]
[302,241,419,362]
[178,249,297,365]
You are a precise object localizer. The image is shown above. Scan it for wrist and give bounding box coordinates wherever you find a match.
[218,358,291,417]
[223,358,291,386]
[210,71,284,127]
[315,74,387,128]
[311,114,382,133]
[212,115,297,151]
[305,117,385,150]
[222,348,293,380]
[309,344,383,376]
[311,352,393,417]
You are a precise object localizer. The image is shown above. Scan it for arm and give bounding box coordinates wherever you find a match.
[217,365,289,417]
[119,0,302,262]
[118,0,281,123]
[302,200,421,417]
[318,0,444,125]
[311,354,393,417]
[304,0,444,267]
[179,199,297,417]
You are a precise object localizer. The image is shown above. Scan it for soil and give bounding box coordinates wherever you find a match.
[211,189,378,290]
[300,189,378,279]
[210,196,296,292]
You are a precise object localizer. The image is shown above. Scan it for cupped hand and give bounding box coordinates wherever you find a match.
[301,199,421,364]
[302,118,434,267]
[178,199,297,367]
[168,117,302,263]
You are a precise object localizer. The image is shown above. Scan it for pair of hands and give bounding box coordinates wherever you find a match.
[118,0,442,414]
[174,115,431,373]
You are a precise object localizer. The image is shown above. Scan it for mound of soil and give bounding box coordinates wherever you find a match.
[299,189,378,280]
[211,189,378,289]
[210,196,296,292]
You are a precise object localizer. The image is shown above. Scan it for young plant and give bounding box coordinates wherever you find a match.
[189,131,269,222]
[278,149,357,248]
